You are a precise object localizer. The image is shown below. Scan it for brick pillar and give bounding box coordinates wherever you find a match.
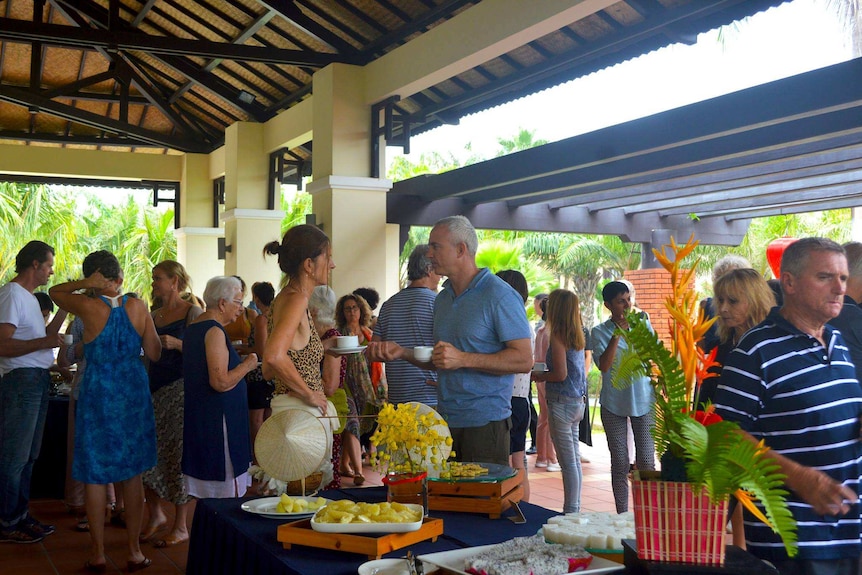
[624,268,695,350]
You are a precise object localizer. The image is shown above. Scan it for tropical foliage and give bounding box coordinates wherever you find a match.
[0,183,175,304]
[614,236,797,556]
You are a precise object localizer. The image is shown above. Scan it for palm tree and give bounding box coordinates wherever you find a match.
[522,233,634,329]
[495,128,548,156]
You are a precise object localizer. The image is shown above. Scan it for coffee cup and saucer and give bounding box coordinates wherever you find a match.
[332,335,366,355]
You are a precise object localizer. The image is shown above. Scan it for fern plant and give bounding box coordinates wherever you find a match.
[613,235,798,557]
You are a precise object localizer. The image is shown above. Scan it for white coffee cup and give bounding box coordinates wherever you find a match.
[62,334,73,346]
[533,362,547,372]
[337,335,359,349]
[414,346,433,362]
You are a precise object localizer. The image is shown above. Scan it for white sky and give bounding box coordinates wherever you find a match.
[387,0,853,166]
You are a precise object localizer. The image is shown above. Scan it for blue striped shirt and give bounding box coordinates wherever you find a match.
[714,308,862,562]
[372,286,438,406]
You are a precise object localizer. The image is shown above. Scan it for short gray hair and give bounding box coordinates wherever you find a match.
[202,276,242,308]
[781,237,845,277]
[309,285,337,329]
[434,215,478,256]
[844,242,862,278]
[407,244,433,281]
[711,254,751,283]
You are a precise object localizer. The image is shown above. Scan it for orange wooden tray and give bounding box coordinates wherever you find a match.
[392,468,525,519]
[276,516,444,560]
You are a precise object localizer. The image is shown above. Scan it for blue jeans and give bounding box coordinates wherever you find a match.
[0,368,50,527]
[546,392,585,513]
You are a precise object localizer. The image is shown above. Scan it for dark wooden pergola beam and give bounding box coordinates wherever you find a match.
[0,16,359,66]
[0,84,209,152]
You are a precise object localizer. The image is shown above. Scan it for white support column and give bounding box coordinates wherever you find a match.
[222,122,285,290]
[307,176,399,300]
[220,208,285,290]
[176,153,223,292]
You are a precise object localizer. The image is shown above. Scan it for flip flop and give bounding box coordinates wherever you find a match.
[127,557,152,573]
[153,535,189,548]
[138,523,166,542]
[83,560,106,573]
[74,517,90,532]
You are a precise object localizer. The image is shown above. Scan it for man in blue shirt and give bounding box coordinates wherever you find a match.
[828,241,862,383]
[369,216,532,465]
[715,238,862,572]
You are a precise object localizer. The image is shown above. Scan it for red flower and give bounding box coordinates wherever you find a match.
[694,405,722,426]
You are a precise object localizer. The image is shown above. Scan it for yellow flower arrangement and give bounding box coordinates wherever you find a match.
[369,402,454,476]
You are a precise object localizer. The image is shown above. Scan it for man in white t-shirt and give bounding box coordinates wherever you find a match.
[0,240,64,543]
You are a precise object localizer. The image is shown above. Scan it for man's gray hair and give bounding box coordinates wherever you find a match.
[781,237,845,277]
[202,276,242,308]
[309,285,337,329]
[712,254,751,283]
[407,244,434,281]
[843,241,862,278]
[434,215,478,256]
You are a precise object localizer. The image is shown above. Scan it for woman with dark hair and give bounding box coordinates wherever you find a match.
[50,250,161,573]
[247,281,276,448]
[495,269,531,502]
[261,225,339,489]
[140,260,202,548]
[335,293,385,484]
[262,225,335,411]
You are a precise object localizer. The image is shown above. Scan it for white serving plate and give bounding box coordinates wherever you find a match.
[418,543,624,575]
[331,345,367,355]
[357,558,414,575]
[241,496,331,519]
[310,503,424,533]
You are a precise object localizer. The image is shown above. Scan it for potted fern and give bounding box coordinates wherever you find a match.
[613,235,797,565]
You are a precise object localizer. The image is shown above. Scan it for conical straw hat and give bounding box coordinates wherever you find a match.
[255,409,327,482]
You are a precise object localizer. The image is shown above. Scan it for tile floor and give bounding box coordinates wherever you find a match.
[1,432,622,574]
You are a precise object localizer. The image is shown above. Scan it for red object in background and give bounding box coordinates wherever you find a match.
[766,237,798,278]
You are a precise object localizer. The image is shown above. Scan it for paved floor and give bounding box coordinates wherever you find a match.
[2,432,621,574]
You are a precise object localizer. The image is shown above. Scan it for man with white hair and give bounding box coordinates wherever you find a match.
[370,216,532,466]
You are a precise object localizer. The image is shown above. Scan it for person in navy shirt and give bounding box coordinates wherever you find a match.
[714,238,862,573]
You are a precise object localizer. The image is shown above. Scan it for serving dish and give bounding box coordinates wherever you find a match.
[418,544,624,575]
[241,496,331,518]
[310,503,424,533]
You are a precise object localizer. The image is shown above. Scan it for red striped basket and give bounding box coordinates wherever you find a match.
[631,472,729,566]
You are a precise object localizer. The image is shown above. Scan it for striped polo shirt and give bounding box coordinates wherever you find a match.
[372,286,438,406]
[714,308,862,562]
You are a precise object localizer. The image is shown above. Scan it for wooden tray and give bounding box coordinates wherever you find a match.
[392,469,524,519]
[276,516,443,560]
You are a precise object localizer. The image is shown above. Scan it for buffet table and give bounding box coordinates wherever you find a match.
[187,486,559,575]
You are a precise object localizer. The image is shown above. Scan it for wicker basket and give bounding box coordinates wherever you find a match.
[285,471,323,496]
[631,472,728,566]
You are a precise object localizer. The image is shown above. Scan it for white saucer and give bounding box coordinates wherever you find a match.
[332,345,367,355]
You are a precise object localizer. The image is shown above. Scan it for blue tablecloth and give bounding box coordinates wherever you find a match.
[187,486,558,575]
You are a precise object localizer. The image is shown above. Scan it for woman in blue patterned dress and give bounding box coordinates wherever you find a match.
[50,250,161,573]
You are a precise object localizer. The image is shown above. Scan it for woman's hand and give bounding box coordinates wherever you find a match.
[307,389,328,414]
[160,334,182,351]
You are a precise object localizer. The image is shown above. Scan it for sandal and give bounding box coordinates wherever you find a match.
[138,522,166,542]
[84,560,107,573]
[127,557,152,573]
[75,517,90,532]
[153,535,189,548]
[353,474,365,486]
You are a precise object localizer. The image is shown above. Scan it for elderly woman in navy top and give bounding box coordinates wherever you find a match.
[182,276,259,499]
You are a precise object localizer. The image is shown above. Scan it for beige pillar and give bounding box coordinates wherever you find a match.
[307,176,398,300]
[222,122,285,291]
[311,64,400,300]
[176,153,223,295]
